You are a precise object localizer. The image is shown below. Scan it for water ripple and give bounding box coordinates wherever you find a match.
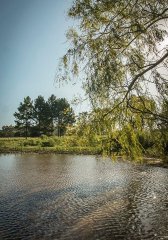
[0,154,168,239]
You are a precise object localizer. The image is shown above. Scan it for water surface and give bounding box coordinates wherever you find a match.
[0,154,168,239]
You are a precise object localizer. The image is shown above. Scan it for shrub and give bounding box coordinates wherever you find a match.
[52,136,62,145]
[41,139,55,147]
[40,134,48,140]
[23,139,40,146]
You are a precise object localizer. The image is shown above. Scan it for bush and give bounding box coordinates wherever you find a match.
[23,139,40,146]
[52,136,62,145]
[40,134,48,140]
[41,139,55,147]
[63,136,79,147]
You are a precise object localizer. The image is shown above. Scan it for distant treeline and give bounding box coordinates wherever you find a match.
[1,95,168,161]
[0,95,75,137]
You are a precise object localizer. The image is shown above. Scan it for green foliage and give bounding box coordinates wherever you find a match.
[0,128,167,161]
[58,0,168,160]
[33,95,53,136]
[0,125,16,137]
[41,139,55,147]
[14,96,34,138]
[12,95,75,137]
[46,95,76,136]
[61,0,168,106]
[118,124,142,160]
[0,136,101,155]
[69,105,168,160]
[40,134,48,140]
[23,139,40,147]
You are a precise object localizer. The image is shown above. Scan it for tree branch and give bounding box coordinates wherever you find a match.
[126,50,168,97]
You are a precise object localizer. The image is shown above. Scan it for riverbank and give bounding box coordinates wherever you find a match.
[141,158,168,168]
[0,137,101,155]
[0,146,101,155]
[0,137,167,167]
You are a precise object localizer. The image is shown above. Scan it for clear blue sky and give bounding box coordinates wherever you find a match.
[0,0,88,128]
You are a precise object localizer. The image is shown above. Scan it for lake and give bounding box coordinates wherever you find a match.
[0,154,168,239]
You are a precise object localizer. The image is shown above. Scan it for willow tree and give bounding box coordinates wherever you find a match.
[60,0,168,120]
[59,0,168,158]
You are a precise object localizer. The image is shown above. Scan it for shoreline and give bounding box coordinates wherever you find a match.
[142,158,168,168]
[0,147,101,155]
[0,147,167,168]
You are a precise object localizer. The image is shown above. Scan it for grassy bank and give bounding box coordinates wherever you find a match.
[0,136,167,167]
[0,136,102,155]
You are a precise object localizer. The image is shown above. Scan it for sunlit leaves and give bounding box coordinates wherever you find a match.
[58,0,168,158]
[61,0,168,106]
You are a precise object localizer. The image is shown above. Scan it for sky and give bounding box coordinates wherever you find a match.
[0,0,89,128]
